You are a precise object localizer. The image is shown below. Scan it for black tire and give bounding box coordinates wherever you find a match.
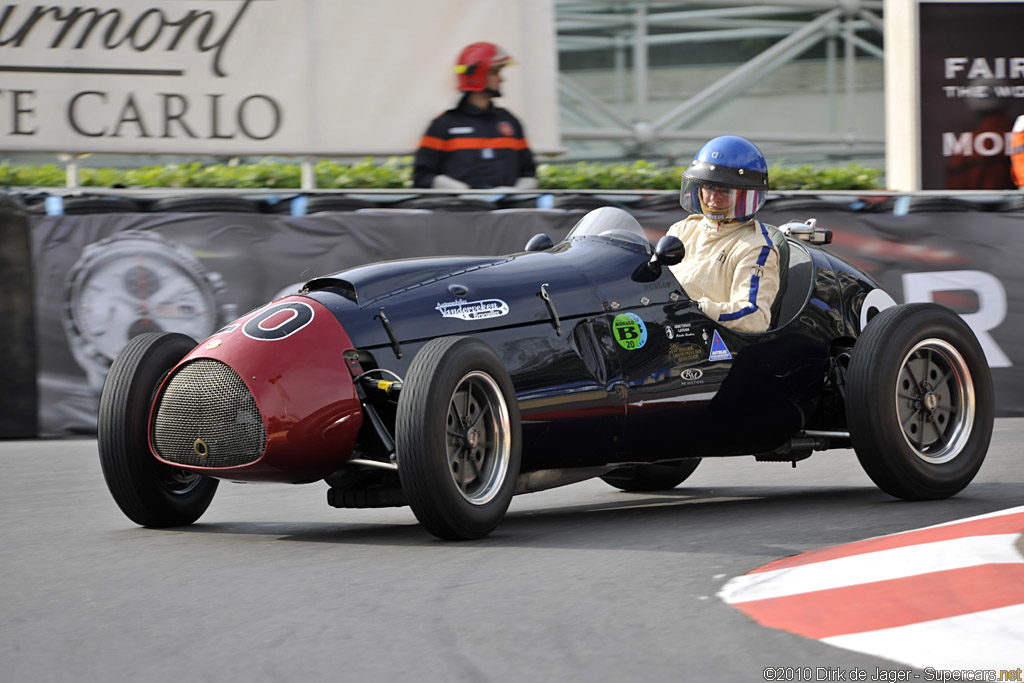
[631,194,681,211]
[304,195,379,213]
[763,197,855,213]
[846,303,994,500]
[551,194,622,211]
[98,332,218,526]
[395,196,496,212]
[906,197,982,213]
[601,459,702,492]
[28,196,142,214]
[396,337,521,540]
[149,196,260,213]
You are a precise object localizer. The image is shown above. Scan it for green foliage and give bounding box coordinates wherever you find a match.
[0,163,66,187]
[767,163,883,191]
[537,160,884,191]
[536,160,681,190]
[0,157,883,191]
[315,157,412,188]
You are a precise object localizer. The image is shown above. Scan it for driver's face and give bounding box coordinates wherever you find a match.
[700,185,736,211]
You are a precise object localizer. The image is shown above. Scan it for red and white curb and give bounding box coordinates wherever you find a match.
[719,506,1024,670]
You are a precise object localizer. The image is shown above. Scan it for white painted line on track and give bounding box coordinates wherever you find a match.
[823,602,1024,671]
[720,534,1023,603]
[719,506,1024,670]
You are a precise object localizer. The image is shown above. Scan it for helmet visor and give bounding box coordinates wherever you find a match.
[680,180,765,222]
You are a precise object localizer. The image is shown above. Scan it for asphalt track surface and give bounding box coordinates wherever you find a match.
[3,419,1022,683]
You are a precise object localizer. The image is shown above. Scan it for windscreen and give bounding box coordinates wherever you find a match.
[566,207,652,254]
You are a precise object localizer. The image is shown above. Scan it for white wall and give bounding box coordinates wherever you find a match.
[0,0,561,156]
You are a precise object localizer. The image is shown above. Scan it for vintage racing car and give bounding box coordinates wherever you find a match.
[98,207,995,540]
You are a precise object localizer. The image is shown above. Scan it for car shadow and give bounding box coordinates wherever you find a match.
[160,480,1019,556]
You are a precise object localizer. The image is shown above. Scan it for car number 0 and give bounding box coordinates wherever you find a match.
[243,301,314,341]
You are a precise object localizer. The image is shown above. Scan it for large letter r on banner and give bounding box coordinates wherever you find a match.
[902,270,1011,368]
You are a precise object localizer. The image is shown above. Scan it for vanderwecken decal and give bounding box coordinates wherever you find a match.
[435,298,510,321]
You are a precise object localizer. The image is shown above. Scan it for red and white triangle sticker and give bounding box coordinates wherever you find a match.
[720,507,1024,670]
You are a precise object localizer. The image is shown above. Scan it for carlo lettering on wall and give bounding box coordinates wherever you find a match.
[65,91,282,141]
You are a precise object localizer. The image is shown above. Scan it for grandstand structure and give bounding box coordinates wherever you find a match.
[554,0,886,166]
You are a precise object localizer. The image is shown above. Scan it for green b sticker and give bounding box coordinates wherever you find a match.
[613,312,648,350]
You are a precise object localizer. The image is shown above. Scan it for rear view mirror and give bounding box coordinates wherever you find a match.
[650,235,684,267]
[525,233,554,252]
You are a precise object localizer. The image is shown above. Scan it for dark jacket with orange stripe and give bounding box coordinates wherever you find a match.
[413,94,535,189]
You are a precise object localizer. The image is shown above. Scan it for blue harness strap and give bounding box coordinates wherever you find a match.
[718,222,772,323]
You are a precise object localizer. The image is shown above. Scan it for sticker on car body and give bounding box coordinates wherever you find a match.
[613,312,648,350]
[669,342,703,364]
[709,329,733,361]
[680,368,703,382]
[435,298,509,321]
[664,322,693,340]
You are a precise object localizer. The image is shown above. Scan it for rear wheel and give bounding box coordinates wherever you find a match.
[396,337,521,540]
[846,304,994,500]
[601,459,702,492]
[98,332,218,526]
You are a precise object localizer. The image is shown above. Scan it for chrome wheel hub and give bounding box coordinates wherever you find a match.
[445,371,511,505]
[895,338,975,465]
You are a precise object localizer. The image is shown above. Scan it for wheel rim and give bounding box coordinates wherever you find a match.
[158,466,204,495]
[445,371,511,505]
[894,338,975,464]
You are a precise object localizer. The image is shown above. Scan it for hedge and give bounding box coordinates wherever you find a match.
[0,157,883,191]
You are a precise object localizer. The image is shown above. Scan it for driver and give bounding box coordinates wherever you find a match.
[667,135,780,334]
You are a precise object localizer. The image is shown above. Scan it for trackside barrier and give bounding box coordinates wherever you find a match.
[0,194,38,438]
[3,191,1022,436]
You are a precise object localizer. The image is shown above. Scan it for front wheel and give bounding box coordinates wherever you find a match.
[846,303,994,500]
[396,337,521,540]
[601,459,702,492]
[98,332,218,526]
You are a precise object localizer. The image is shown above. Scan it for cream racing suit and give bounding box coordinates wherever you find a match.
[667,214,781,334]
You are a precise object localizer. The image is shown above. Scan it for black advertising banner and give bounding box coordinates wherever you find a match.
[23,208,1024,436]
[919,1,1024,190]
[758,208,1024,420]
[30,210,582,436]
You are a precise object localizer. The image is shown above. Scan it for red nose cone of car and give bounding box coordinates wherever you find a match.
[148,296,364,482]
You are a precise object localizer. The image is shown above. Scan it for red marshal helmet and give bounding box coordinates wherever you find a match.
[455,42,514,92]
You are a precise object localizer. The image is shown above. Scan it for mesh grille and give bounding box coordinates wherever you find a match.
[153,359,266,468]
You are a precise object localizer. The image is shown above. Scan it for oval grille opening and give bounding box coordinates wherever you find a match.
[153,359,266,468]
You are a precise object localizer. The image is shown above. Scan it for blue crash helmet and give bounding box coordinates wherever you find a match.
[680,135,769,222]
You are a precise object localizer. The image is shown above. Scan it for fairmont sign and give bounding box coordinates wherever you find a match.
[0,2,254,78]
[0,0,284,152]
[0,1,561,158]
